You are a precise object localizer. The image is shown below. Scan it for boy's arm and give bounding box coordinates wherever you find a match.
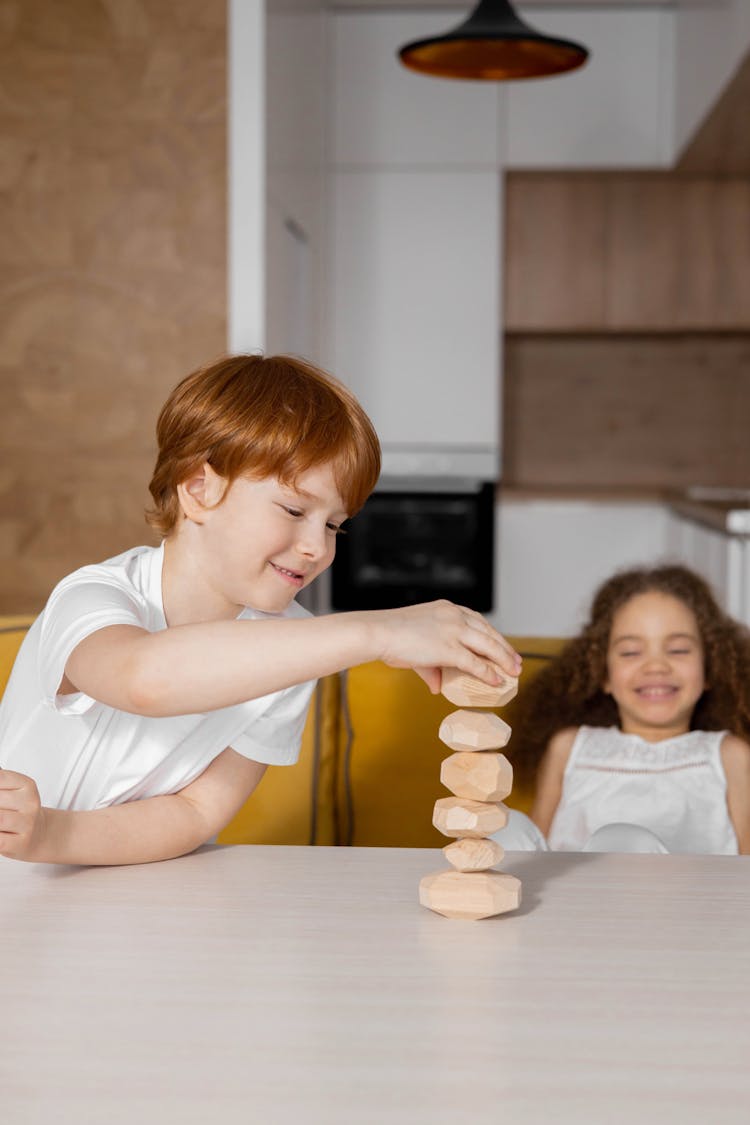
[0,750,266,865]
[529,727,577,837]
[721,734,750,854]
[64,601,522,717]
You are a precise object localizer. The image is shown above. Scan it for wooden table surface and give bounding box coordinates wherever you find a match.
[2,846,750,1124]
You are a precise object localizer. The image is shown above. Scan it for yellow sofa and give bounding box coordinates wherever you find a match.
[0,617,562,847]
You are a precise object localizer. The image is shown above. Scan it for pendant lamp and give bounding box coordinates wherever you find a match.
[398,0,589,81]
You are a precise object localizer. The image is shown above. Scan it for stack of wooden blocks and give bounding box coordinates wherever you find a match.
[419,668,523,920]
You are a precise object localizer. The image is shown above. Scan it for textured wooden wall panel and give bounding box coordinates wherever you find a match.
[503,334,750,489]
[0,0,227,612]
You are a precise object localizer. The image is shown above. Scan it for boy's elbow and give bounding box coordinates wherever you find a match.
[123,653,174,717]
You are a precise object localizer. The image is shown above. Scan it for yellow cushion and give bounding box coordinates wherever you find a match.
[334,637,566,848]
[218,676,341,846]
[0,616,34,697]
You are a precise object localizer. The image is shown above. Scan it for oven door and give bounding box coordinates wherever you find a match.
[331,481,494,612]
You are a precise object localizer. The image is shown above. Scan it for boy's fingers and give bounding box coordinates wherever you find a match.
[0,810,23,833]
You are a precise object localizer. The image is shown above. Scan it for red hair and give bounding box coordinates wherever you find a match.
[146,354,381,536]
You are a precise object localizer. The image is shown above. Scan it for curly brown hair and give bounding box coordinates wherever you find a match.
[512,564,750,788]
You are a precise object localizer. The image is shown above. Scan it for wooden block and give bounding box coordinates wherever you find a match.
[440,751,513,803]
[439,709,511,752]
[433,796,508,838]
[443,836,504,872]
[419,869,522,920]
[441,668,518,708]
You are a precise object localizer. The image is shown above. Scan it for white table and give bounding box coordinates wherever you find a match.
[2,846,750,1124]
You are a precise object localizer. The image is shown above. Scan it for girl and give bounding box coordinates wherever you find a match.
[498,565,750,855]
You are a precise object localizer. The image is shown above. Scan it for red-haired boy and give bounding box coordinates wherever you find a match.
[0,355,520,864]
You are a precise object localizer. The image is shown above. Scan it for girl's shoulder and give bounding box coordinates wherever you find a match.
[719,733,750,772]
[545,726,580,766]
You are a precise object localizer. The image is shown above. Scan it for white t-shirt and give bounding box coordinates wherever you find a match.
[0,544,316,811]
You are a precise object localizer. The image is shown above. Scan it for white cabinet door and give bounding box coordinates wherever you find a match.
[493,500,672,634]
[506,7,674,168]
[329,169,500,474]
[332,11,501,168]
[666,513,750,625]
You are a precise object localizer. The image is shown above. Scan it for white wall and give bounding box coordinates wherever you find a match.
[265,0,328,359]
[228,0,328,357]
[228,0,266,351]
[508,5,675,167]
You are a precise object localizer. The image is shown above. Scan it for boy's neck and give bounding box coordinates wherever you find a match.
[161,533,241,627]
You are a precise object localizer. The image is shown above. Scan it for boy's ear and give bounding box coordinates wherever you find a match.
[177,463,228,524]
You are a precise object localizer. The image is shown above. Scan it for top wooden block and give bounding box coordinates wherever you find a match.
[440,668,518,708]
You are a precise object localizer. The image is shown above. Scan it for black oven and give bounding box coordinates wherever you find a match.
[330,480,494,612]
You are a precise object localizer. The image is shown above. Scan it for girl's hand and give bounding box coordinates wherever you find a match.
[369,600,522,694]
[0,769,47,861]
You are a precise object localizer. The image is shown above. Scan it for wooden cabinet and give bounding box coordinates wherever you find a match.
[504,175,607,331]
[505,173,750,332]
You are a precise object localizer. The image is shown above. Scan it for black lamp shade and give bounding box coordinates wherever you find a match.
[398,0,589,81]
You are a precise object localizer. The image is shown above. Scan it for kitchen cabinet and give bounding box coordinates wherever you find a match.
[491,497,672,635]
[492,496,750,637]
[504,175,607,332]
[329,169,500,477]
[328,10,502,479]
[504,174,750,332]
[667,507,750,625]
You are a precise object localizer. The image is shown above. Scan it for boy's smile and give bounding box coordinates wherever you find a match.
[604,591,706,742]
[164,463,348,624]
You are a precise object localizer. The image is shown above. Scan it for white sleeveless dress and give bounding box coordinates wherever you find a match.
[547,726,738,855]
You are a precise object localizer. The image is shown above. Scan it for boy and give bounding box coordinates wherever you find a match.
[0,354,520,865]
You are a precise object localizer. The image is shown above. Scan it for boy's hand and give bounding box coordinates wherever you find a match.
[371,600,522,694]
[0,769,46,861]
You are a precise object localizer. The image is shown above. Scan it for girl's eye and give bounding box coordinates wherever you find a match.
[668,648,691,655]
[283,506,304,518]
[326,522,347,535]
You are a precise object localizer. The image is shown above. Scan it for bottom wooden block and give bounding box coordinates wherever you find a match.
[419,868,522,920]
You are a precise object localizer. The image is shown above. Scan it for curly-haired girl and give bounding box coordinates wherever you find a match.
[495,564,750,855]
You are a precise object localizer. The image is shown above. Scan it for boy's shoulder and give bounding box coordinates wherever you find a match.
[45,543,163,625]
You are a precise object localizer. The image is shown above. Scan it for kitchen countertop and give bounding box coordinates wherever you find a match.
[669,487,750,535]
[500,484,750,535]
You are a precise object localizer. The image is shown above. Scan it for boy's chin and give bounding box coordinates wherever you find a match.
[246,589,299,615]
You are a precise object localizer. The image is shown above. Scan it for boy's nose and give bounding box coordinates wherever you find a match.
[297,525,328,561]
